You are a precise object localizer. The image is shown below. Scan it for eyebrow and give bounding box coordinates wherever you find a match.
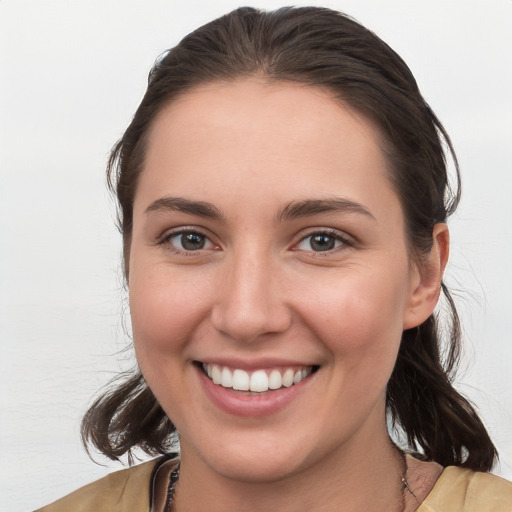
[145,196,225,220]
[144,196,374,222]
[277,198,375,221]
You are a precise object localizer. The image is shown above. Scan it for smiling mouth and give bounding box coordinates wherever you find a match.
[198,362,319,393]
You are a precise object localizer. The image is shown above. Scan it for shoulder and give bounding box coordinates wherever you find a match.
[34,458,160,512]
[418,466,512,512]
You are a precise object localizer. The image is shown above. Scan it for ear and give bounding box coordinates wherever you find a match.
[403,223,450,330]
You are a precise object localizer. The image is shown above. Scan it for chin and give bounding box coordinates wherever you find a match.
[184,424,333,485]
[207,449,306,484]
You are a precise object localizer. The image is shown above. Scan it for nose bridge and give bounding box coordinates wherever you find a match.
[212,245,291,342]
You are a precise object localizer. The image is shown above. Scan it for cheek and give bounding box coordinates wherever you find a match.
[129,266,213,366]
[301,266,410,369]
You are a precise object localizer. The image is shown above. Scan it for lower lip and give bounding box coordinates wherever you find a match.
[197,366,313,417]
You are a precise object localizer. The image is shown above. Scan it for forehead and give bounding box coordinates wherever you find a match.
[136,78,399,220]
[146,78,385,164]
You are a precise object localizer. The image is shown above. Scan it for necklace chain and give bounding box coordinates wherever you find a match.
[398,448,412,512]
[164,464,180,512]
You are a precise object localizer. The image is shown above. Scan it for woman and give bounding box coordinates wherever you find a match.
[36,6,512,511]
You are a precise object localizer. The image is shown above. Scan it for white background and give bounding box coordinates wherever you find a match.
[1,1,511,510]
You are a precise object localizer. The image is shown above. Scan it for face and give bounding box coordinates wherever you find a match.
[129,79,429,483]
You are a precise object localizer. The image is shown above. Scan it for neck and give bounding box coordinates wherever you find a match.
[173,425,406,512]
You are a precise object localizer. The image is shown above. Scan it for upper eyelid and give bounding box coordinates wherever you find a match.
[158,226,214,242]
[295,227,354,243]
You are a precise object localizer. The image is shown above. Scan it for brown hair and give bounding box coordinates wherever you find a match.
[82,6,497,471]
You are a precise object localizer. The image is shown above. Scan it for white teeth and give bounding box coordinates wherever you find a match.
[268,369,282,390]
[282,368,294,387]
[221,367,233,387]
[250,370,269,392]
[203,362,213,379]
[212,365,222,385]
[202,363,313,393]
[232,369,250,391]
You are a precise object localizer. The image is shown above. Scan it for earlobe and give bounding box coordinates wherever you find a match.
[403,223,450,330]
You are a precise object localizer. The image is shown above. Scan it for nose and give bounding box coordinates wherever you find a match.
[211,251,292,343]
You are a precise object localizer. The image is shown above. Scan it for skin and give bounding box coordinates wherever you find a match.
[129,79,448,511]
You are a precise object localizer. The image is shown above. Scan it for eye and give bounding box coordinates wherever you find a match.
[295,230,348,252]
[162,230,216,253]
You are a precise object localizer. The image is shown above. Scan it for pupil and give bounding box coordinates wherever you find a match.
[181,233,205,250]
[310,234,334,251]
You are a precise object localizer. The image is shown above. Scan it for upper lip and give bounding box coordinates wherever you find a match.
[194,357,319,371]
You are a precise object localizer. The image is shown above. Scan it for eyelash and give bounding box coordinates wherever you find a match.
[157,227,352,255]
[295,228,352,254]
[157,228,217,255]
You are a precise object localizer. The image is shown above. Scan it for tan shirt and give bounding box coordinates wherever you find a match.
[35,458,512,512]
